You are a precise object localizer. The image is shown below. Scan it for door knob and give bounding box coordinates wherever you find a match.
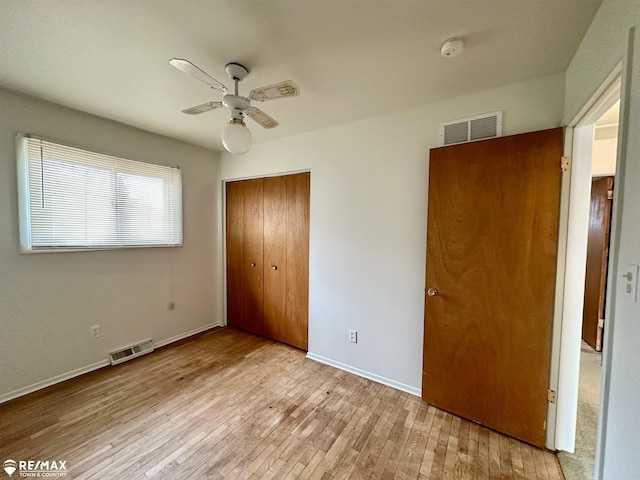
[250,262,256,267]
[427,288,438,297]
[272,265,278,270]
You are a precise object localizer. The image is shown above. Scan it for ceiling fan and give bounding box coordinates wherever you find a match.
[170,58,300,155]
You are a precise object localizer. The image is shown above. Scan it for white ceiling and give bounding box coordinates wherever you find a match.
[0,0,602,152]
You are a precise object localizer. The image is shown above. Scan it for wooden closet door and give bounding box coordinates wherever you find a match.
[227,173,309,350]
[243,179,265,334]
[226,179,264,335]
[226,180,245,330]
[263,173,310,350]
[263,176,287,343]
[284,173,310,350]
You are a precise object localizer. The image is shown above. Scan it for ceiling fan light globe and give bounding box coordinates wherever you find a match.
[222,119,252,155]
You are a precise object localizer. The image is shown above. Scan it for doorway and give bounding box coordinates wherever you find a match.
[557,100,620,480]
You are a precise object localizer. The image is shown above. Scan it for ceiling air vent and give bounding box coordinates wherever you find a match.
[109,339,154,366]
[440,111,503,146]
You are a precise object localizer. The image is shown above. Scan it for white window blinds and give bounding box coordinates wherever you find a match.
[17,135,182,251]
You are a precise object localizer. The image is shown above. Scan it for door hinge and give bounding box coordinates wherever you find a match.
[548,389,557,403]
[598,318,605,328]
[607,189,614,200]
[561,156,570,172]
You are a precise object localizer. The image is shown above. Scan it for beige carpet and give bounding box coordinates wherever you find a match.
[557,342,602,480]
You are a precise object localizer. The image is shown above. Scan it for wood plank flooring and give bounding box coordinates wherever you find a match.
[0,327,564,479]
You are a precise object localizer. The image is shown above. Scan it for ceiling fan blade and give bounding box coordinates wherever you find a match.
[181,101,223,115]
[170,58,228,94]
[246,106,279,129]
[249,80,299,102]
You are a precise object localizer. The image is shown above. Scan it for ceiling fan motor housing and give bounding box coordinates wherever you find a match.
[225,63,249,81]
[223,94,251,119]
[441,38,464,57]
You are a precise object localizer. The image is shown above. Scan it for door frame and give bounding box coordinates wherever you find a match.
[221,169,311,329]
[547,64,622,451]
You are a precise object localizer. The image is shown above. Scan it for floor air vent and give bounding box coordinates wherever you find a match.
[440,111,502,146]
[109,339,154,366]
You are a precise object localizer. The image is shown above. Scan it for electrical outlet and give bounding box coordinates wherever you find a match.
[349,330,357,343]
[91,324,103,338]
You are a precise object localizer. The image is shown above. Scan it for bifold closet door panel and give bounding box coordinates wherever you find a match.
[242,179,265,335]
[226,179,264,335]
[263,176,288,343]
[285,173,310,350]
[226,180,246,330]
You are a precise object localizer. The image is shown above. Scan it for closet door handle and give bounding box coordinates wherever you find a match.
[272,265,278,270]
[250,262,256,267]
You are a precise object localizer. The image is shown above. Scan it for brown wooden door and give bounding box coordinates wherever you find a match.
[226,180,245,329]
[263,175,288,343]
[263,173,310,350]
[227,173,309,350]
[582,176,614,351]
[283,172,310,350]
[226,179,264,334]
[423,127,563,448]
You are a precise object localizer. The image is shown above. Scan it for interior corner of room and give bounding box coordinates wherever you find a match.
[1,1,640,479]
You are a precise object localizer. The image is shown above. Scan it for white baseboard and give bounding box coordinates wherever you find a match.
[305,352,421,397]
[154,322,222,348]
[0,322,222,405]
[0,359,110,405]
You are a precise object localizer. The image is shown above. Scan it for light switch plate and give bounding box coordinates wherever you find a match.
[623,264,639,303]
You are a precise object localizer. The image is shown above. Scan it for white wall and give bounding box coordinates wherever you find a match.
[564,0,640,124]
[219,73,565,394]
[563,0,640,477]
[0,88,222,401]
[591,136,618,176]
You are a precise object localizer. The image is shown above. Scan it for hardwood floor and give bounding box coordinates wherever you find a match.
[0,327,564,479]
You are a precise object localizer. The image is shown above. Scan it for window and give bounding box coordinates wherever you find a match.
[17,135,182,252]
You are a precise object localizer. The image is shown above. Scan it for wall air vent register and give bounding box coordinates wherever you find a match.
[439,111,503,146]
[109,339,154,365]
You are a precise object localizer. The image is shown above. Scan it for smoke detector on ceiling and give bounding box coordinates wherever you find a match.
[441,38,464,58]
